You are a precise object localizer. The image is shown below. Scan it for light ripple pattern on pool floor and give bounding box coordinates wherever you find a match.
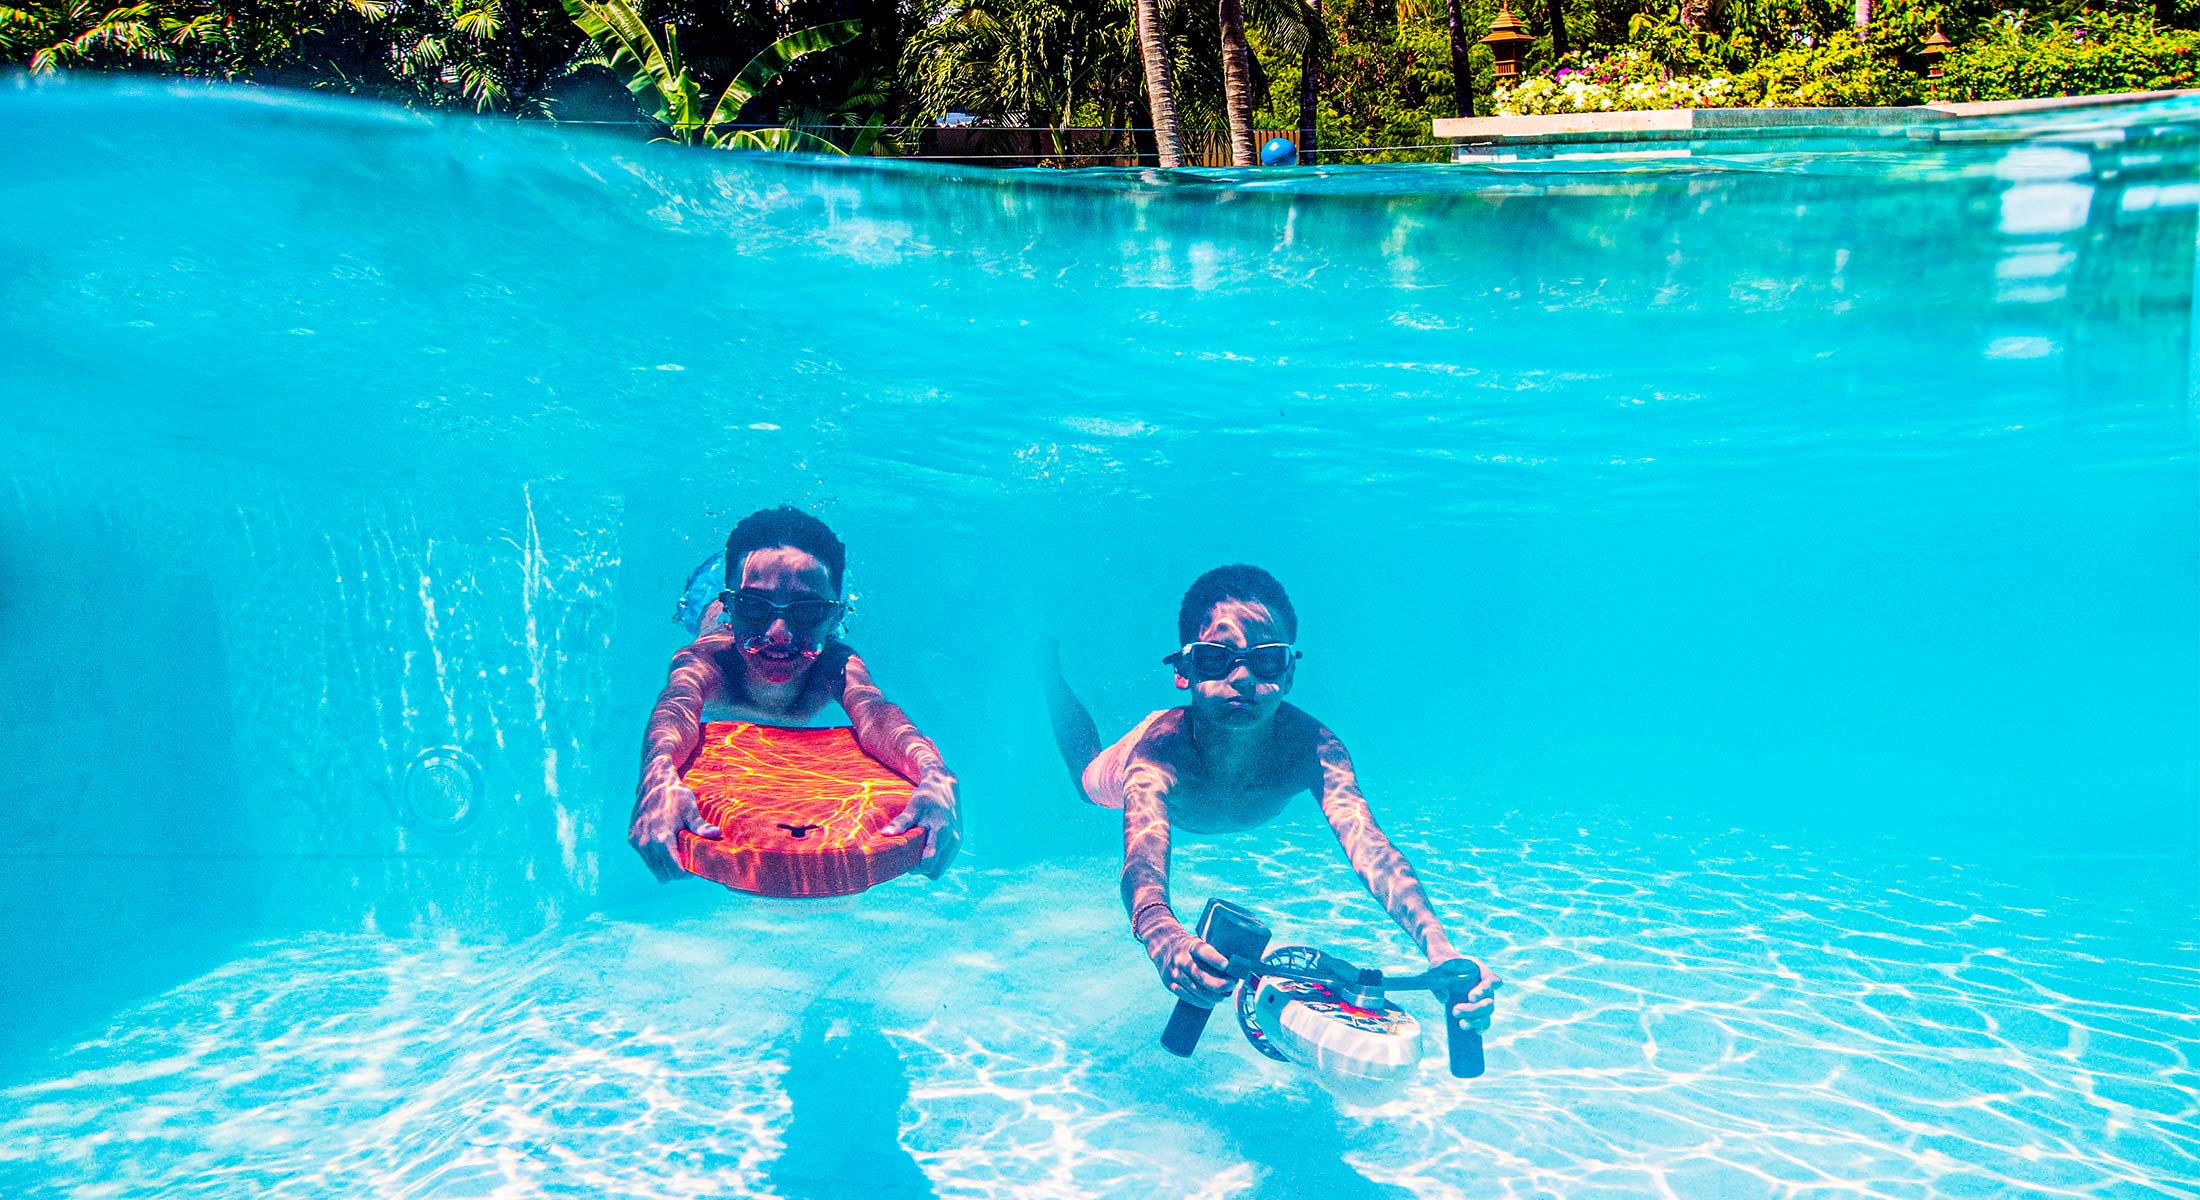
[2,806,2194,1199]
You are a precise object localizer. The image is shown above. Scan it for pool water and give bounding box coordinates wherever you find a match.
[1,81,2195,1197]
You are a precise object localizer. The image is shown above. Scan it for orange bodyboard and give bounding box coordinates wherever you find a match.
[675,722,923,898]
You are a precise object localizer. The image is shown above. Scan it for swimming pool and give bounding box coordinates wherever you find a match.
[1,81,2194,1197]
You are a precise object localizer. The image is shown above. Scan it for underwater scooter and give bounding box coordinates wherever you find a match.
[1159,899,1489,1096]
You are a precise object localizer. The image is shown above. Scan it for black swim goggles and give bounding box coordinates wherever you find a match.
[1164,641,1300,682]
[719,589,842,634]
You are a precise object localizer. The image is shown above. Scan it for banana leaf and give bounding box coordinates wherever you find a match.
[848,111,885,156]
[705,19,863,130]
[714,125,847,154]
[560,0,703,130]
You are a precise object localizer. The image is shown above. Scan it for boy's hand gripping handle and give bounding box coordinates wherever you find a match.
[1435,960,1487,1079]
[1160,900,1270,1057]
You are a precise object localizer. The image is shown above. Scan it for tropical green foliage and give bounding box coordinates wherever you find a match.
[901,0,1219,133]
[0,0,389,77]
[350,1,553,113]
[1,2,166,74]
[4,0,2196,158]
[1736,34,1918,106]
[1252,0,1496,157]
[0,0,594,111]
[563,0,865,147]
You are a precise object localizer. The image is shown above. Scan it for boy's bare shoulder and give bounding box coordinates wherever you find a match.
[1125,707,1193,764]
[809,639,857,703]
[1269,704,1338,784]
[673,633,735,673]
[1135,706,1191,744]
[1273,702,1334,747]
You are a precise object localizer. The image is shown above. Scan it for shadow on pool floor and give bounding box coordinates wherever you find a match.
[769,1008,937,1199]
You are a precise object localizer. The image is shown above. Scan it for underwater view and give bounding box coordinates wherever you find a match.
[1,82,2196,1197]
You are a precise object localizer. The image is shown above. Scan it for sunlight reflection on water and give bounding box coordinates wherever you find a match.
[3,809,2193,1198]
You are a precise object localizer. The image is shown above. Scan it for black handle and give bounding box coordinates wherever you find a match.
[1438,964,1488,1079]
[1159,899,1271,1058]
[1160,999,1214,1057]
[1447,1023,1486,1079]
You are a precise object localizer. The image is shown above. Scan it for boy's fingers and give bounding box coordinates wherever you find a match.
[675,807,718,838]
[1173,977,1226,1006]
[646,846,680,882]
[932,832,960,877]
[1451,1000,1495,1032]
[1169,957,1212,997]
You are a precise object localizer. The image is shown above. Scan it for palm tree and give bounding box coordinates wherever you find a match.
[905,0,1225,165]
[1444,0,1469,116]
[1217,0,1255,163]
[1216,0,1320,166]
[1133,0,1183,165]
[1296,0,1320,161]
[905,0,1138,154]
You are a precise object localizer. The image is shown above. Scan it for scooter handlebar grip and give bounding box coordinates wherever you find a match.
[1160,997,1216,1057]
[1448,1021,1486,1078]
[1439,963,1488,1078]
[1156,898,1269,1058]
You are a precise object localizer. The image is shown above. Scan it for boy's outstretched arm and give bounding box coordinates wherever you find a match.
[841,652,960,878]
[1313,727,1502,1031]
[630,640,729,882]
[1122,763,1234,1006]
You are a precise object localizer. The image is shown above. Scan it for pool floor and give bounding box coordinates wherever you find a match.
[3,805,2195,1199]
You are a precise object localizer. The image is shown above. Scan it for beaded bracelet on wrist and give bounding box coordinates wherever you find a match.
[1129,900,1175,943]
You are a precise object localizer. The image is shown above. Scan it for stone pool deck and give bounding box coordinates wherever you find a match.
[1433,89,2200,160]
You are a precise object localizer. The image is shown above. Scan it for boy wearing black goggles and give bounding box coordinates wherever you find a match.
[630,506,960,886]
[1040,563,1501,1045]
[1165,641,1300,683]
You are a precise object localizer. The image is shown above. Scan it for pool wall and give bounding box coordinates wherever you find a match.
[3,83,2196,1076]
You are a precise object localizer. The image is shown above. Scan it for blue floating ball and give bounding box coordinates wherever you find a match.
[1259,137,1298,167]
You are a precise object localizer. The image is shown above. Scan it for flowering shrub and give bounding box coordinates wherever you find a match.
[1491,71,1738,114]
[1492,48,1742,114]
[1492,35,1929,114]
[1933,11,2200,102]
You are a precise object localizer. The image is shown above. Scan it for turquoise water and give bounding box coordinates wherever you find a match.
[2,80,2196,1196]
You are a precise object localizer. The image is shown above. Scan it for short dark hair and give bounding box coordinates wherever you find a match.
[724,506,847,594]
[1177,564,1298,645]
